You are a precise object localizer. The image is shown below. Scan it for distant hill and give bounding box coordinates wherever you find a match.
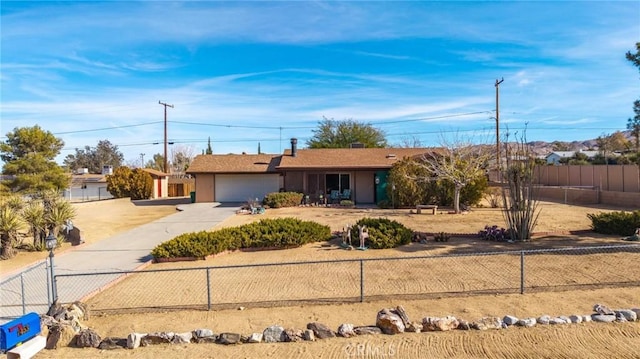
[526,130,633,156]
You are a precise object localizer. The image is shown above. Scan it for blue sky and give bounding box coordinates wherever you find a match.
[1,1,639,165]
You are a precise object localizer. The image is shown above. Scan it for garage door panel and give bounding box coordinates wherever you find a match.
[215,174,280,202]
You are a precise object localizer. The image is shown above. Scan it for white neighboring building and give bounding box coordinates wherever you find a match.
[545,150,599,165]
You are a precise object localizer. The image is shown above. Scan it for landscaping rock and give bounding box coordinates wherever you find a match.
[537,315,551,325]
[471,317,502,330]
[263,325,286,343]
[549,317,567,325]
[98,337,127,350]
[582,315,592,323]
[559,316,571,324]
[406,321,423,333]
[66,302,90,321]
[615,313,627,323]
[502,315,518,326]
[457,320,471,330]
[422,316,459,331]
[307,322,336,339]
[591,314,616,323]
[593,304,615,315]
[615,309,637,322]
[127,332,145,349]
[142,332,174,346]
[337,323,355,338]
[172,332,193,344]
[569,315,582,324]
[303,329,315,341]
[353,326,382,335]
[217,332,241,345]
[192,328,216,343]
[284,328,304,342]
[376,309,405,334]
[46,322,76,349]
[395,305,412,327]
[74,328,102,348]
[247,333,263,343]
[632,308,640,319]
[516,318,536,328]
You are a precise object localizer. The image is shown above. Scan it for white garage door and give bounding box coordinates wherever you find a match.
[215,174,280,202]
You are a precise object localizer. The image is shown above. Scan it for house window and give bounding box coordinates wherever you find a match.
[325,173,350,194]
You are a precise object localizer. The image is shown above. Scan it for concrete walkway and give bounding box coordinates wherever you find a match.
[0,201,238,322]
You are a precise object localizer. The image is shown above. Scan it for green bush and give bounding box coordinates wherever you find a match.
[350,218,413,249]
[151,217,331,259]
[263,192,304,208]
[588,211,640,236]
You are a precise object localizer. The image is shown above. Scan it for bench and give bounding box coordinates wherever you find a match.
[416,205,438,215]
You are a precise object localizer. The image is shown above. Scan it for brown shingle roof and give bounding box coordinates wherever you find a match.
[142,168,169,177]
[187,154,281,174]
[277,148,434,170]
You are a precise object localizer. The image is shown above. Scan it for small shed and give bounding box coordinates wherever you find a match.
[142,168,169,199]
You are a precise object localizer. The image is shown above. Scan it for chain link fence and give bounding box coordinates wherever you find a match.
[0,261,51,322]
[48,244,640,314]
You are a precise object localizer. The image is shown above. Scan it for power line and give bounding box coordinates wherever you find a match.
[52,121,163,135]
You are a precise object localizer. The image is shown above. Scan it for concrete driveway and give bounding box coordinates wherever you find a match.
[0,201,238,321]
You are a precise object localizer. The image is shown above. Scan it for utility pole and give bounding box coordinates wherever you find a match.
[159,101,174,173]
[495,78,504,171]
[140,153,145,168]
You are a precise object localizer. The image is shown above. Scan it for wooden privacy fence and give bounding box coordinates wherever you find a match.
[168,179,195,197]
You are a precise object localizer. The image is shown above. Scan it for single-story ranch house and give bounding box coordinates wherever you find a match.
[186,139,431,204]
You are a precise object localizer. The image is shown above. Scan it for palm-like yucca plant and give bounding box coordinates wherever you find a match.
[47,199,76,239]
[0,205,24,259]
[22,200,47,249]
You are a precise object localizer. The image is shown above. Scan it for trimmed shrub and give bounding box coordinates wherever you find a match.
[263,192,304,208]
[588,211,640,236]
[151,217,331,259]
[350,218,413,249]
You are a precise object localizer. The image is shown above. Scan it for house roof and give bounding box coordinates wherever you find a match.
[70,174,106,188]
[142,168,169,177]
[277,148,434,170]
[187,154,282,174]
[546,150,599,159]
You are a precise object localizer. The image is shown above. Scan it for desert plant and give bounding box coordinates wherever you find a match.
[501,130,540,241]
[349,218,413,249]
[151,217,331,259]
[0,204,23,259]
[263,192,304,208]
[484,187,502,208]
[588,211,640,236]
[478,225,510,242]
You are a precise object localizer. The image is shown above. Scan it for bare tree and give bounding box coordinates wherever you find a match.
[501,129,540,241]
[170,145,197,178]
[419,135,492,213]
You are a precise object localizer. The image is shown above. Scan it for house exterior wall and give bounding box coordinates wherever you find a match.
[355,171,375,204]
[284,171,304,193]
[195,174,215,203]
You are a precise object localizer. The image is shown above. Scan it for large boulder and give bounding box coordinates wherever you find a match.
[307,322,335,339]
[284,328,304,342]
[591,314,616,323]
[172,332,193,344]
[74,328,102,348]
[263,325,286,343]
[502,315,519,326]
[376,309,405,334]
[45,322,76,349]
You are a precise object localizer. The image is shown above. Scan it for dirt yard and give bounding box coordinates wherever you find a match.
[7,198,639,358]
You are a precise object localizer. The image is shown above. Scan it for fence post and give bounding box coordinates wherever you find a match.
[520,251,525,294]
[206,268,211,311]
[20,273,26,315]
[360,260,364,302]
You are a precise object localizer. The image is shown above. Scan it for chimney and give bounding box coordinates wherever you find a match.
[291,138,298,157]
